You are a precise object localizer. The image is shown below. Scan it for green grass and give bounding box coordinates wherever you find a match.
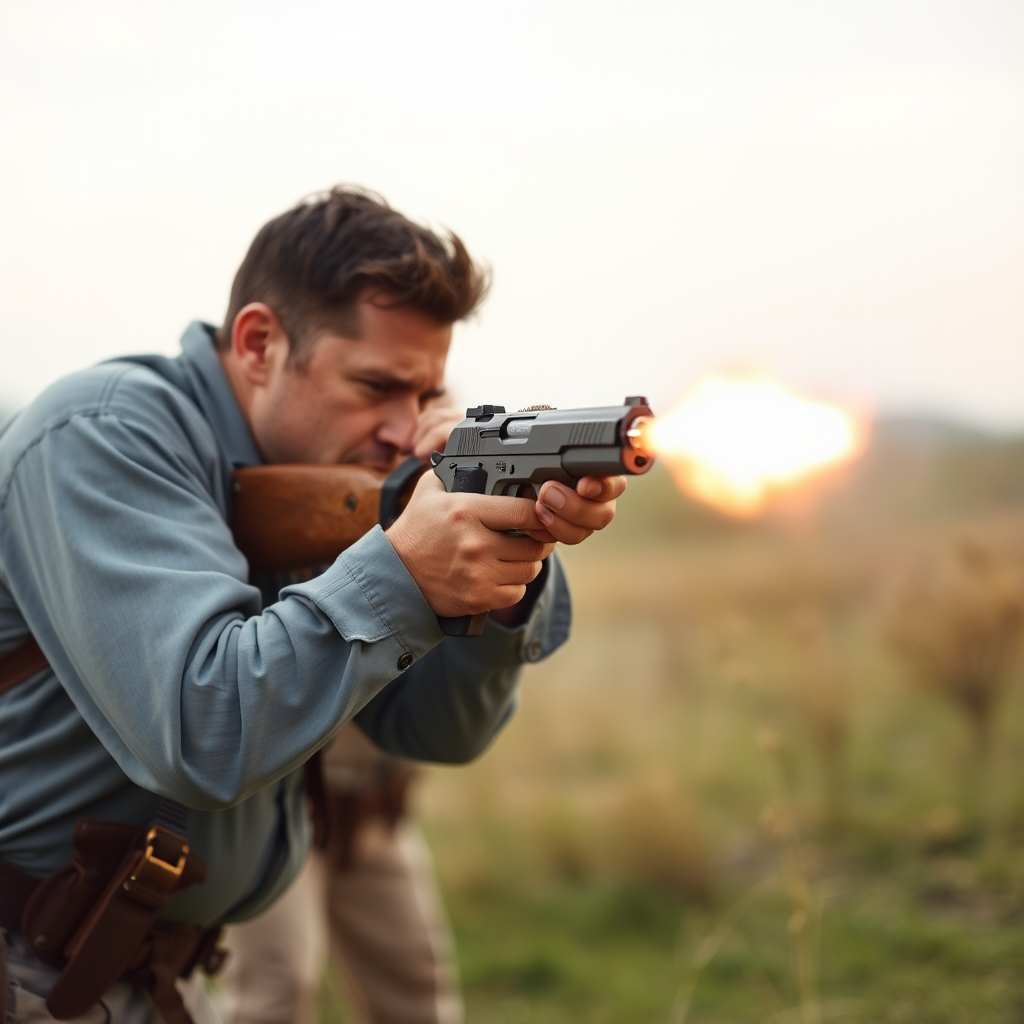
[432,824,1024,1021]
[319,876,1024,1022]
[319,475,1024,1022]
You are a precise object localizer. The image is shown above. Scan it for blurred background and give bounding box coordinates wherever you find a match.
[2,1,1023,1021]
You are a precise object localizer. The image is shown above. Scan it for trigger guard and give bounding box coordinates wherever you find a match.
[507,482,538,501]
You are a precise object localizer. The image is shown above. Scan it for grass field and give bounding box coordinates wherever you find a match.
[322,441,1024,1023]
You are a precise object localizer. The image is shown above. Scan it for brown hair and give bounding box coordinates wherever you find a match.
[216,186,490,362]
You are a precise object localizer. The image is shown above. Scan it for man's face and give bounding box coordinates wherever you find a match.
[247,300,452,468]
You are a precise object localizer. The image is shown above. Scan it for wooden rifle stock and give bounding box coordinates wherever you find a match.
[231,462,421,574]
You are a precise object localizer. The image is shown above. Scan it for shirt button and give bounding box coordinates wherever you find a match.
[524,639,543,662]
[397,652,415,671]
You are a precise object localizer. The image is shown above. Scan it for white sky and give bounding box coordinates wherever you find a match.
[1,0,1022,426]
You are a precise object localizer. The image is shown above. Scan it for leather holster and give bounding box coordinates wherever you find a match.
[13,818,219,1023]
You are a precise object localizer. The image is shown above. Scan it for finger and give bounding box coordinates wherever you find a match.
[409,428,450,460]
[410,411,441,454]
[462,494,548,534]
[410,409,450,437]
[536,483,617,533]
[414,405,459,430]
[521,527,558,544]
[487,534,553,563]
[490,558,546,587]
[569,476,628,502]
[488,583,529,611]
[410,469,446,496]
[534,502,594,545]
[412,409,463,462]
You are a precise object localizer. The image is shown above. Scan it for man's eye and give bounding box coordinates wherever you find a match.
[360,380,388,395]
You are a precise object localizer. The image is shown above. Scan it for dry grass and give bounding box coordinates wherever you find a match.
[420,618,714,900]
[407,505,1024,1021]
[419,528,880,904]
[883,535,1024,753]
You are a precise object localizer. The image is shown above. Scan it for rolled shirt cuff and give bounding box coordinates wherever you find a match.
[281,525,445,672]
[282,528,571,671]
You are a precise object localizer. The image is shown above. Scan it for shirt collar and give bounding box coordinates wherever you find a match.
[178,322,264,469]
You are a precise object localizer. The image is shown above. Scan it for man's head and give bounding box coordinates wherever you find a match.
[217,187,489,467]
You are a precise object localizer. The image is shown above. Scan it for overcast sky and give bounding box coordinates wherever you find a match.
[1,0,1022,427]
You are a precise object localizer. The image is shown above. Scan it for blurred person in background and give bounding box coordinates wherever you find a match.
[219,723,461,1024]
[0,187,622,1024]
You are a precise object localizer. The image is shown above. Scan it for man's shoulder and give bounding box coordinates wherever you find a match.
[0,359,213,485]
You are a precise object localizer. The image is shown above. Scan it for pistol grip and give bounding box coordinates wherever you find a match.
[441,465,490,637]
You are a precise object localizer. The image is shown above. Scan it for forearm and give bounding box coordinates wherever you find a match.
[356,552,572,762]
[9,523,444,810]
[171,529,445,805]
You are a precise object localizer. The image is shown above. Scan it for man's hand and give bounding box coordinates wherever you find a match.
[527,476,628,545]
[487,475,626,628]
[411,406,464,464]
[395,405,627,621]
[386,472,556,618]
[408,408,628,547]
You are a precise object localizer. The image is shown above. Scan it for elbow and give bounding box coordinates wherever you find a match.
[426,739,489,766]
[434,726,505,765]
[410,701,518,766]
[155,782,246,813]
[182,789,249,813]
[142,763,263,812]
[361,720,500,766]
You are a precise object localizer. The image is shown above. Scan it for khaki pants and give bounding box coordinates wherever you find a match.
[218,821,462,1024]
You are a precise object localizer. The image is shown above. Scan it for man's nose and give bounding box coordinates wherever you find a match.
[376,400,419,453]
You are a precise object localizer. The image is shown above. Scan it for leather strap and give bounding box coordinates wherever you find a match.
[2,845,221,1024]
[0,637,49,697]
[325,766,415,871]
[129,923,224,1024]
[47,828,198,1019]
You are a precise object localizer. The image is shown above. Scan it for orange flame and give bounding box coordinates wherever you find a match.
[646,375,864,517]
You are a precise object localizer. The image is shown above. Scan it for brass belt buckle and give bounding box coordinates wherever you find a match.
[128,826,189,892]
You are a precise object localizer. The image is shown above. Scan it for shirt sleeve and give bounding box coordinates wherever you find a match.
[0,403,448,810]
[352,553,572,763]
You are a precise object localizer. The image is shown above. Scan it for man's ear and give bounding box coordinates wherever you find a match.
[230,303,289,385]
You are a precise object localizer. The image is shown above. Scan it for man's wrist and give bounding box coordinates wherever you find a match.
[488,560,550,629]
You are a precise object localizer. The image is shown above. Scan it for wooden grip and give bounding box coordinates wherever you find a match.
[231,465,388,574]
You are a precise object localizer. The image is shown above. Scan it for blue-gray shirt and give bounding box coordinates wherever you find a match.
[0,323,570,926]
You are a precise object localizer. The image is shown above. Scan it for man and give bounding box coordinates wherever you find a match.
[0,187,624,1023]
[218,724,463,1024]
